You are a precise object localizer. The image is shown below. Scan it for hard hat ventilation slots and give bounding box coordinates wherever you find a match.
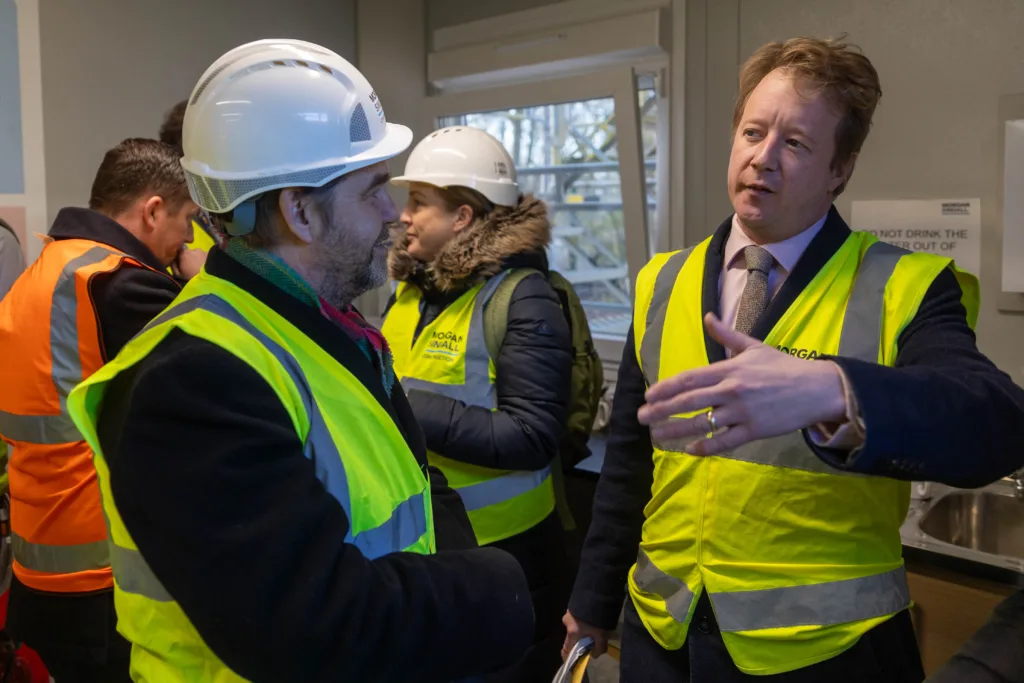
[190,60,237,105]
[194,58,342,107]
[350,104,371,143]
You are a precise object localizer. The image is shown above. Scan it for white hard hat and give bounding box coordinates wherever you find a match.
[181,38,412,230]
[392,126,519,207]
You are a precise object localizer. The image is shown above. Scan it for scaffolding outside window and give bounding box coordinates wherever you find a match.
[439,85,658,340]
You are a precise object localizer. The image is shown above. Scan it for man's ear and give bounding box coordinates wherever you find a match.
[452,204,474,233]
[141,196,164,232]
[278,189,315,244]
[831,152,858,195]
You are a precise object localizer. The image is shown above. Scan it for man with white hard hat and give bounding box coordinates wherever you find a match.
[64,39,534,682]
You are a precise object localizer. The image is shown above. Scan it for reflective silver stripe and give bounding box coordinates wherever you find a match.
[839,241,908,362]
[639,248,694,384]
[110,544,172,602]
[352,491,428,558]
[389,273,513,407]
[107,496,432,602]
[98,506,171,602]
[632,549,696,623]
[51,247,118,406]
[147,294,426,560]
[0,411,80,445]
[455,465,552,511]
[717,431,866,477]
[0,246,117,446]
[406,271,510,409]
[404,272,554,513]
[710,565,910,632]
[401,377,496,408]
[653,430,867,477]
[11,531,109,573]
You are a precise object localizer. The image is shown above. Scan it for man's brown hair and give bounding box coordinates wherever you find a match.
[88,138,192,217]
[159,99,188,153]
[733,36,882,195]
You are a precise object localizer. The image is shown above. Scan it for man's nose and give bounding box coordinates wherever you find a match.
[381,195,400,223]
[751,135,781,172]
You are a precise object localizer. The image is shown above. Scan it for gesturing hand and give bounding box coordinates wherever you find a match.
[637,313,848,455]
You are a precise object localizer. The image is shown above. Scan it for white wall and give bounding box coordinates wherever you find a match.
[682,0,1024,380]
[38,0,356,235]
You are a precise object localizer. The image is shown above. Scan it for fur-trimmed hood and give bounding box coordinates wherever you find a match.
[388,194,551,292]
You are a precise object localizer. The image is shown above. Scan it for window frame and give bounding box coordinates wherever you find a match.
[421,66,665,364]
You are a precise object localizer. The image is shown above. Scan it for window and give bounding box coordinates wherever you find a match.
[429,69,664,343]
[441,96,635,337]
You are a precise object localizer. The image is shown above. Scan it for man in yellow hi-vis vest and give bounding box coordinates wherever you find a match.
[65,39,534,683]
[561,36,1024,683]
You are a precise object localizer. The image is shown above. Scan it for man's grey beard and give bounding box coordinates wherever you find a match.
[313,236,389,310]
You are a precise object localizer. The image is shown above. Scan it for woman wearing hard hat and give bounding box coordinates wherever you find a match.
[383,126,574,682]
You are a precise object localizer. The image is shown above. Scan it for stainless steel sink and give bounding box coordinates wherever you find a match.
[901,478,1024,575]
[918,491,1024,561]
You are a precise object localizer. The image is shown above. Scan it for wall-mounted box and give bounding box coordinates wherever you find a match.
[1002,117,1024,292]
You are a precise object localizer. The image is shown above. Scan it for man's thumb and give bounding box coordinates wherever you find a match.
[705,312,759,352]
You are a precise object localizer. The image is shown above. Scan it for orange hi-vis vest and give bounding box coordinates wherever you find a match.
[0,238,170,593]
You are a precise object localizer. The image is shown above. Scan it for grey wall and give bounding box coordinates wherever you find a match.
[684,0,1024,379]
[356,0,429,317]
[39,0,356,225]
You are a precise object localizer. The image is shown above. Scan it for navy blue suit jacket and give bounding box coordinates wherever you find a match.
[568,207,1024,630]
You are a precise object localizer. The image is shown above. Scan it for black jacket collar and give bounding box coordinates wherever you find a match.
[48,207,166,272]
[702,205,852,363]
[204,248,421,448]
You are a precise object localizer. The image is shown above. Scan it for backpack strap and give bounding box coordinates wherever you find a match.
[482,267,586,532]
[483,268,540,360]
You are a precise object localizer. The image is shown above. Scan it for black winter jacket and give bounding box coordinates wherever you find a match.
[386,196,573,477]
[93,248,535,683]
[385,198,577,663]
[385,197,576,657]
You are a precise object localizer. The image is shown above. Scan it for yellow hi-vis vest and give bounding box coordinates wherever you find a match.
[189,217,217,252]
[628,232,979,676]
[167,217,217,277]
[67,268,435,682]
[382,271,555,545]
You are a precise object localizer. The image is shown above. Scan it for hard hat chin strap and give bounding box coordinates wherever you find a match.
[224,201,257,236]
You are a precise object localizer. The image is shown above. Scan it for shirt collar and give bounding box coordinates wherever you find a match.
[724,212,829,274]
